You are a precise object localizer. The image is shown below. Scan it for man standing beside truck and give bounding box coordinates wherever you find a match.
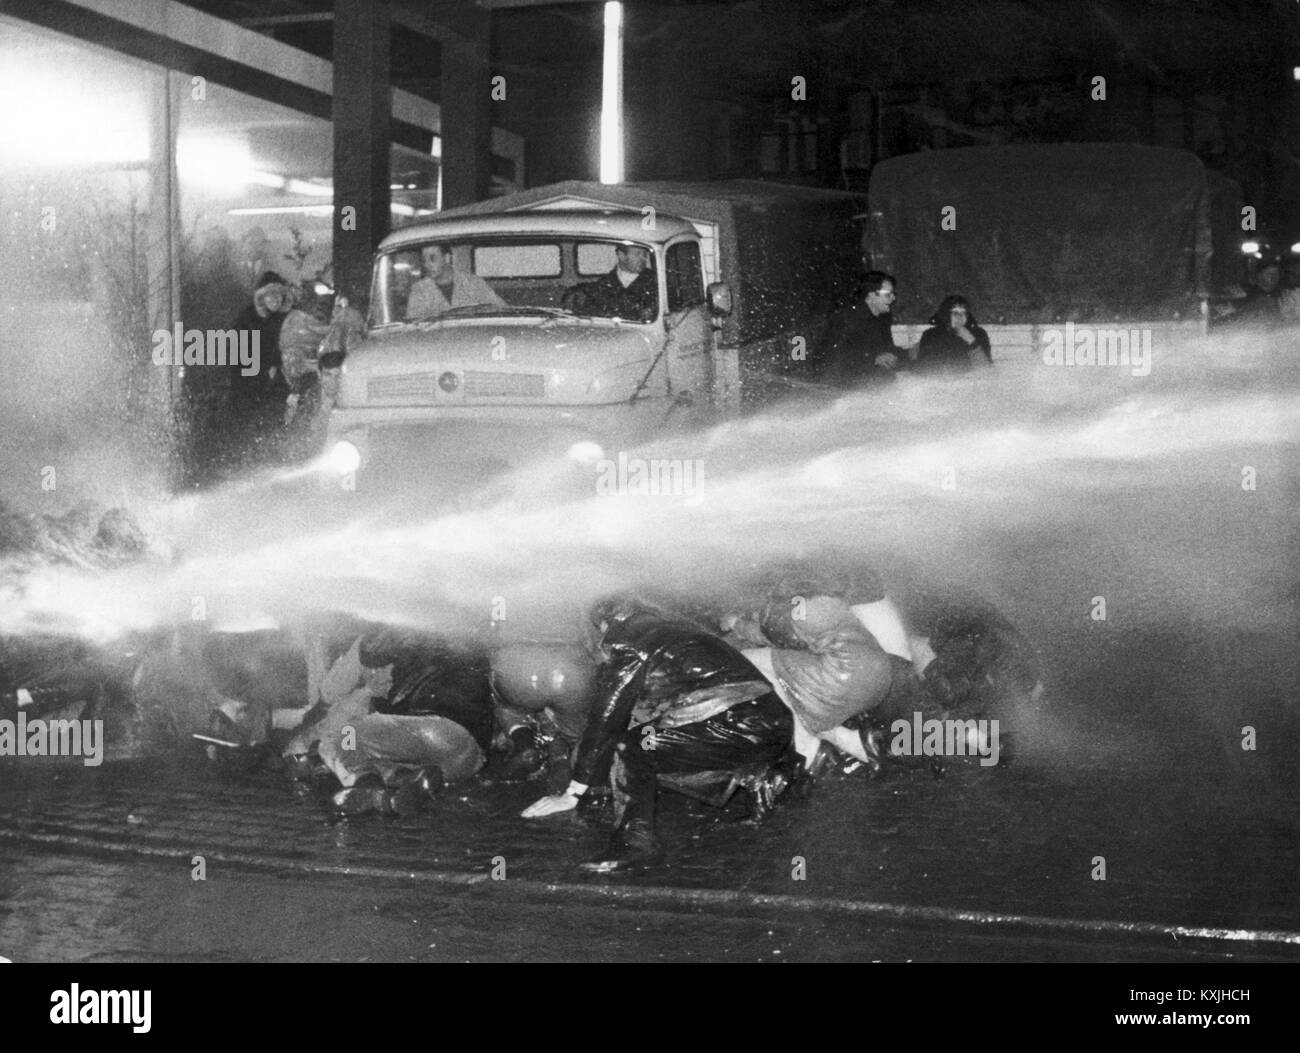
[227,271,292,467]
[818,270,904,385]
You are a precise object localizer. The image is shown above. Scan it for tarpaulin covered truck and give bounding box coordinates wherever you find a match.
[864,144,1244,354]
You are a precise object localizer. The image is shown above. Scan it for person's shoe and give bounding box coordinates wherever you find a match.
[802,742,837,783]
[734,763,793,825]
[575,785,613,820]
[859,729,885,776]
[578,820,665,873]
[309,760,341,793]
[386,767,443,817]
[283,753,315,783]
[749,769,790,825]
[331,773,389,817]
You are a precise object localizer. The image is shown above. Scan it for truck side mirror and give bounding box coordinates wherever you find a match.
[707,281,732,316]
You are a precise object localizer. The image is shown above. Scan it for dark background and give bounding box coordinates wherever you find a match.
[183,0,1300,237]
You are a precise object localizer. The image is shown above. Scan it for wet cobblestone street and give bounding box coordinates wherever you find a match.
[2,742,1297,962]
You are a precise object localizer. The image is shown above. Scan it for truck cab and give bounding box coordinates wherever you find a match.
[321,209,730,495]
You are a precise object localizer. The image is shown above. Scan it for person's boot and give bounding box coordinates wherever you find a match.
[859,728,885,776]
[741,767,791,825]
[309,757,340,792]
[282,752,315,783]
[331,773,389,817]
[386,767,444,817]
[575,784,613,820]
[578,819,665,873]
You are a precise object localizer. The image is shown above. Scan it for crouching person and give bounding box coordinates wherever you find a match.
[733,567,1042,774]
[285,628,494,816]
[521,597,797,873]
[487,642,598,787]
[726,585,920,774]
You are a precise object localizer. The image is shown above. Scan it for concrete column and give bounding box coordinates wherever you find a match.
[332,0,392,306]
[440,8,493,207]
[140,65,179,481]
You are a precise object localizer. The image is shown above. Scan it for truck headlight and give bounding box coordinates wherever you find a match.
[567,441,604,464]
[325,440,362,475]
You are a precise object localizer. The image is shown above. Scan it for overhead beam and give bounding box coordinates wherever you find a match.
[237,13,334,27]
[390,0,485,42]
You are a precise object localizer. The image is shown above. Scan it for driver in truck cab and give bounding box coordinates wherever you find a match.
[406,242,506,320]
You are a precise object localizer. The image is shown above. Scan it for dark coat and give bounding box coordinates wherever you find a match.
[229,304,290,411]
[915,326,992,372]
[584,266,658,320]
[818,303,901,384]
[915,296,992,373]
[573,610,773,787]
[371,636,496,753]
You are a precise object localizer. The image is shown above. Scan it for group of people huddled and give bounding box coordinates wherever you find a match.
[189,271,364,481]
[816,270,993,386]
[206,563,1041,874]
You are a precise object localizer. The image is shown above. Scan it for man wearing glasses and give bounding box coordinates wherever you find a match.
[819,270,904,385]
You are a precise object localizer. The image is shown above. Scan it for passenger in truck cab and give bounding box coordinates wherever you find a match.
[405,242,506,320]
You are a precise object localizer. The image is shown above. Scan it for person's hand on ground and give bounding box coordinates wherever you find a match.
[521,780,587,818]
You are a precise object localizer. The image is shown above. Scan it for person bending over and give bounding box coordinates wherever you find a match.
[284,628,494,816]
[522,597,796,873]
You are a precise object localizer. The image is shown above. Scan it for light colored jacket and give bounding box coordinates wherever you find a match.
[406,271,505,319]
[765,595,894,734]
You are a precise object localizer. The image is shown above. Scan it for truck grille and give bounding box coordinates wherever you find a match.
[367,373,440,401]
[461,372,545,398]
[366,371,545,401]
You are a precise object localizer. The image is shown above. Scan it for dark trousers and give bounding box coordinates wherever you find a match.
[608,692,794,831]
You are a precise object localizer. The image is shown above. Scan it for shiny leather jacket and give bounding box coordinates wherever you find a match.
[573,611,771,787]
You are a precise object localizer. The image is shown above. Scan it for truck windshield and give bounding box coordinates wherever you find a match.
[370,237,660,326]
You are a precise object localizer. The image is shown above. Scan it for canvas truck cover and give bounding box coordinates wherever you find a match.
[866,144,1214,324]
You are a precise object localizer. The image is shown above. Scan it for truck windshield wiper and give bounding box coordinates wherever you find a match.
[420,305,573,322]
[395,305,629,327]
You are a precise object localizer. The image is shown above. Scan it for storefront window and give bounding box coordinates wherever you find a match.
[0,16,171,494]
